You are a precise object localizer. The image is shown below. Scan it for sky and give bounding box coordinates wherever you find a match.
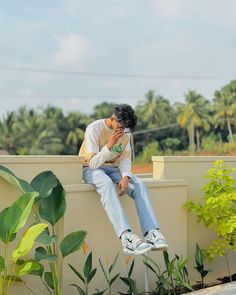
[0,0,235,118]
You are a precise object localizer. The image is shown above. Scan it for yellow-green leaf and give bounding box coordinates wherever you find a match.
[12,223,48,262]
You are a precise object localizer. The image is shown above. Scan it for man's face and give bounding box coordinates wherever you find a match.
[111,116,125,131]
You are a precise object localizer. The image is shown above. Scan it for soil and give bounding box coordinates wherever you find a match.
[132,163,152,174]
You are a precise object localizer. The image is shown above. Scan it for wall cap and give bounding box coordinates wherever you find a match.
[0,155,84,164]
[152,156,236,163]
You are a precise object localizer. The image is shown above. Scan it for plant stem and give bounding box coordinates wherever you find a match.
[3,243,8,295]
[225,252,232,282]
[7,263,16,290]
[24,282,38,295]
[40,277,53,295]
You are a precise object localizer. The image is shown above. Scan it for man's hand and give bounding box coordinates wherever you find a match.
[107,128,124,151]
[118,176,129,196]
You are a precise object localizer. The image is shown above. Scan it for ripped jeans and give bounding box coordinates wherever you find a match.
[83,165,160,238]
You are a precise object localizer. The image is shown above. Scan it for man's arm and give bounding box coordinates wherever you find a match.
[86,126,123,170]
[118,139,132,196]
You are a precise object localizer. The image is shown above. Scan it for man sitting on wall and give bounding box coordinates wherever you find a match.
[79,104,168,255]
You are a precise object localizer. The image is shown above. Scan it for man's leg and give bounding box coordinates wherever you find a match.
[108,168,168,250]
[109,168,159,235]
[83,167,130,238]
[83,167,151,255]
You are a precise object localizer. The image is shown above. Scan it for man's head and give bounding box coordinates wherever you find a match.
[110,104,137,132]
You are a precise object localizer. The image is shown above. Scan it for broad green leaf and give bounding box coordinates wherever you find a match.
[12,223,48,262]
[0,256,5,272]
[110,273,120,286]
[39,183,66,226]
[16,261,41,276]
[0,165,33,192]
[35,247,47,261]
[68,264,85,283]
[31,171,58,200]
[84,252,92,278]
[0,192,38,243]
[36,229,57,245]
[60,230,87,258]
[44,272,54,289]
[87,268,97,284]
[70,284,86,295]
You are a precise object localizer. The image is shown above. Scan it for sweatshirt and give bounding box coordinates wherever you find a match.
[79,119,132,178]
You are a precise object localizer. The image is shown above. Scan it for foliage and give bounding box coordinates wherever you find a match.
[184,160,236,279]
[194,243,211,288]
[119,257,139,295]
[0,165,87,295]
[99,253,120,295]
[69,251,106,295]
[143,251,192,295]
[1,81,236,157]
[0,186,47,295]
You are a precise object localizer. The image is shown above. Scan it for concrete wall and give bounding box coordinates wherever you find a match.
[0,156,187,295]
[152,156,236,283]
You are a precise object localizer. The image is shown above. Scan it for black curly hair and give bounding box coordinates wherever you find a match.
[113,104,137,131]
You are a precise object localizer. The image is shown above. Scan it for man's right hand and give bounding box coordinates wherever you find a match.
[107,129,124,150]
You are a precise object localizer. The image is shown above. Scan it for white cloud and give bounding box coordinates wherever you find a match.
[53,33,94,67]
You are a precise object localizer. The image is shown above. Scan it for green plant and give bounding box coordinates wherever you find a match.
[194,243,211,288]
[0,165,87,295]
[119,256,139,295]
[99,253,120,295]
[69,251,106,295]
[184,160,236,281]
[143,251,192,295]
[0,187,48,295]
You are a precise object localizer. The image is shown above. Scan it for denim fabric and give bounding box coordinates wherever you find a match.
[83,165,160,238]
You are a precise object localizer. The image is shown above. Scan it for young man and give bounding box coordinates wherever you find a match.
[79,104,168,255]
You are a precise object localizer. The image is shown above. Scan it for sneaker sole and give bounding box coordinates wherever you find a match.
[150,244,168,251]
[123,246,151,255]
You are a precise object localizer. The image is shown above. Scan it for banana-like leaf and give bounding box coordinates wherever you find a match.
[44,272,54,289]
[38,183,66,226]
[0,192,38,243]
[31,171,58,200]
[0,165,34,192]
[12,223,48,262]
[60,230,87,258]
[16,261,41,276]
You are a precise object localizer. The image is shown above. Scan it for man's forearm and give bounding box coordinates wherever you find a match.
[88,146,112,169]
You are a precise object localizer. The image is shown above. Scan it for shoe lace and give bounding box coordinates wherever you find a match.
[126,234,142,246]
[148,230,164,241]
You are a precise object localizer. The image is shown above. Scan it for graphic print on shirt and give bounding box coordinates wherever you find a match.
[111,143,123,154]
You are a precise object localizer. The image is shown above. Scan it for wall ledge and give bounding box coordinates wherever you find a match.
[152,156,236,163]
[0,155,84,164]
[65,179,188,193]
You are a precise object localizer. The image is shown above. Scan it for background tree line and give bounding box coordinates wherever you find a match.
[1,80,236,161]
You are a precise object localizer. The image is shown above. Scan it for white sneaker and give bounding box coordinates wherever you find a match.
[145,229,168,251]
[122,232,151,255]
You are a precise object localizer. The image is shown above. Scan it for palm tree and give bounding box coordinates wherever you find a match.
[178,90,210,153]
[13,106,62,154]
[213,87,236,143]
[136,90,174,128]
[0,111,18,154]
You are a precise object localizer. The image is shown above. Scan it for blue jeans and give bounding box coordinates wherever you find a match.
[83,165,160,238]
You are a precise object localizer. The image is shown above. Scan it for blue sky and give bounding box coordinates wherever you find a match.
[0,0,235,118]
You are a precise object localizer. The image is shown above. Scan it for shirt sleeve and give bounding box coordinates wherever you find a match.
[85,125,112,169]
[118,138,132,178]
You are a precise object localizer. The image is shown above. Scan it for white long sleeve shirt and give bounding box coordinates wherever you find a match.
[79,119,132,178]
